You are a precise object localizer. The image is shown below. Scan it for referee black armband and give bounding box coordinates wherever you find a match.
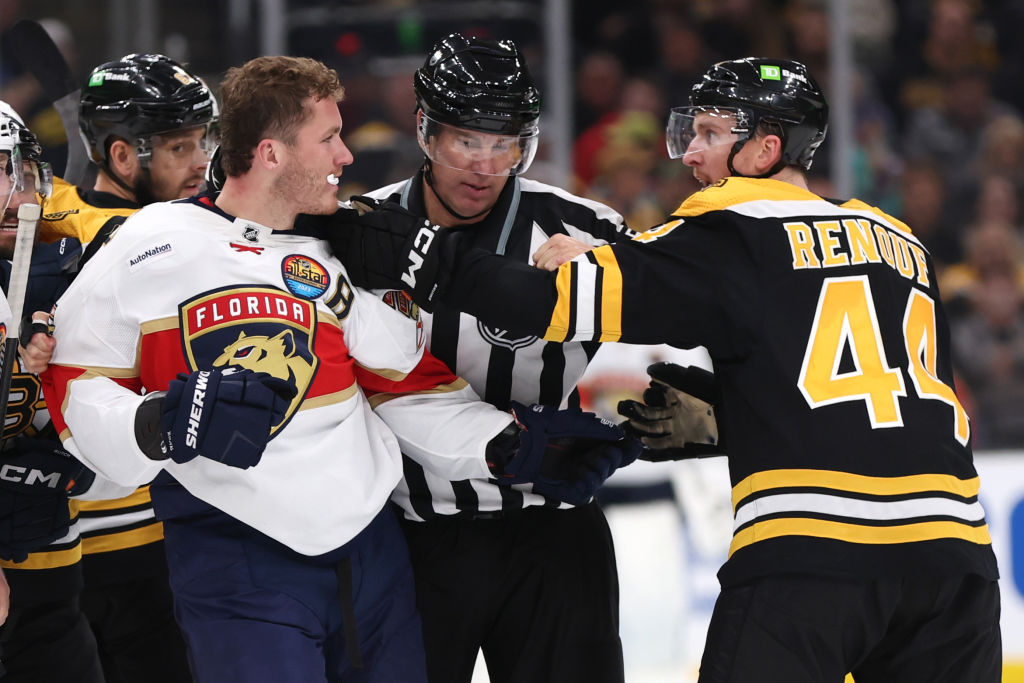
[135,391,169,461]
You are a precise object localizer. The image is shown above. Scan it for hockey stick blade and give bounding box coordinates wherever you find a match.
[0,203,40,442]
[8,20,92,185]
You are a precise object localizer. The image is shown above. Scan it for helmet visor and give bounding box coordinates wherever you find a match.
[665,106,750,160]
[1,149,52,216]
[418,113,538,176]
[138,122,221,168]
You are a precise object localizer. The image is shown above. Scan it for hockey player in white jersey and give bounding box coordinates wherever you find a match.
[43,56,636,683]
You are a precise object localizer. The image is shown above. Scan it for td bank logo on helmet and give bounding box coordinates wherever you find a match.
[760,64,808,84]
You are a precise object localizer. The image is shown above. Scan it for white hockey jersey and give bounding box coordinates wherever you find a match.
[43,196,511,555]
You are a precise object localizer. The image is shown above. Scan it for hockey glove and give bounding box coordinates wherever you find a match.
[489,402,641,506]
[158,368,296,469]
[324,196,461,311]
[618,362,721,462]
[0,437,96,563]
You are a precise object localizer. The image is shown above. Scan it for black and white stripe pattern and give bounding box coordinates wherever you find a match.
[369,174,630,520]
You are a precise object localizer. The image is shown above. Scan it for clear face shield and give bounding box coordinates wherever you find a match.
[665,106,751,160]
[136,122,221,169]
[1,147,53,217]
[418,112,539,176]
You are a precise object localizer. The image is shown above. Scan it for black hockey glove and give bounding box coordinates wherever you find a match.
[324,196,461,312]
[0,437,96,563]
[488,402,641,506]
[618,362,722,462]
[155,368,296,469]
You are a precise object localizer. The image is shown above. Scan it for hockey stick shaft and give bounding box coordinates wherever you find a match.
[0,203,40,442]
[9,20,90,186]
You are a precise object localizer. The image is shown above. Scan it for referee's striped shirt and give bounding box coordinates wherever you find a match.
[365,172,633,520]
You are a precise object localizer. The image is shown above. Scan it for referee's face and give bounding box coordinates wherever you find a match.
[425,145,506,226]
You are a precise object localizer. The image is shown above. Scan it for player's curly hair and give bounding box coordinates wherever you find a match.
[218,56,344,177]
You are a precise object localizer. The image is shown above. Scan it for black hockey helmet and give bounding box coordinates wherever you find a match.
[414,33,541,137]
[667,57,828,174]
[79,53,218,166]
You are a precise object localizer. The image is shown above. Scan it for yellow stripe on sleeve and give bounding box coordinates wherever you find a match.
[544,263,574,342]
[591,245,623,342]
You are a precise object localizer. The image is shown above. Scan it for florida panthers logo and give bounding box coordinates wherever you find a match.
[213,330,313,384]
[179,285,319,433]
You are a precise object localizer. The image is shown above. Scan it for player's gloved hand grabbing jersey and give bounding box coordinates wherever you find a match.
[618,362,722,461]
[486,402,641,506]
[323,196,463,312]
[136,368,296,469]
[0,437,96,562]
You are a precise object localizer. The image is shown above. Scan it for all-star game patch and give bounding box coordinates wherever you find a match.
[281,254,330,299]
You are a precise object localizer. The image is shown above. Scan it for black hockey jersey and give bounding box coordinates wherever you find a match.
[441,176,998,586]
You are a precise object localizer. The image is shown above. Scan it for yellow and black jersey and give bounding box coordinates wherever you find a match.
[40,176,137,245]
[0,355,85,603]
[445,176,997,587]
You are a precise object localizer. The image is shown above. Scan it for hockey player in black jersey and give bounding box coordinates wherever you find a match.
[347,33,635,683]
[331,57,1002,683]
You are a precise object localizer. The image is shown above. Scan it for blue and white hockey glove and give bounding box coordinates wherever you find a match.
[488,402,641,506]
[0,437,95,563]
[618,362,721,461]
[158,368,296,469]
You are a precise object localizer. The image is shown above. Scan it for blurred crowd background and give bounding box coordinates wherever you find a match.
[4,0,1024,451]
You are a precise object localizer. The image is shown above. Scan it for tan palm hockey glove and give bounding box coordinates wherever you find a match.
[617,362,721,461]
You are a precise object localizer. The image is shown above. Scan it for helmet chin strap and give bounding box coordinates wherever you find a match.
[101,160,137,197]
[422,160,492,222]
[725,139,787,180]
